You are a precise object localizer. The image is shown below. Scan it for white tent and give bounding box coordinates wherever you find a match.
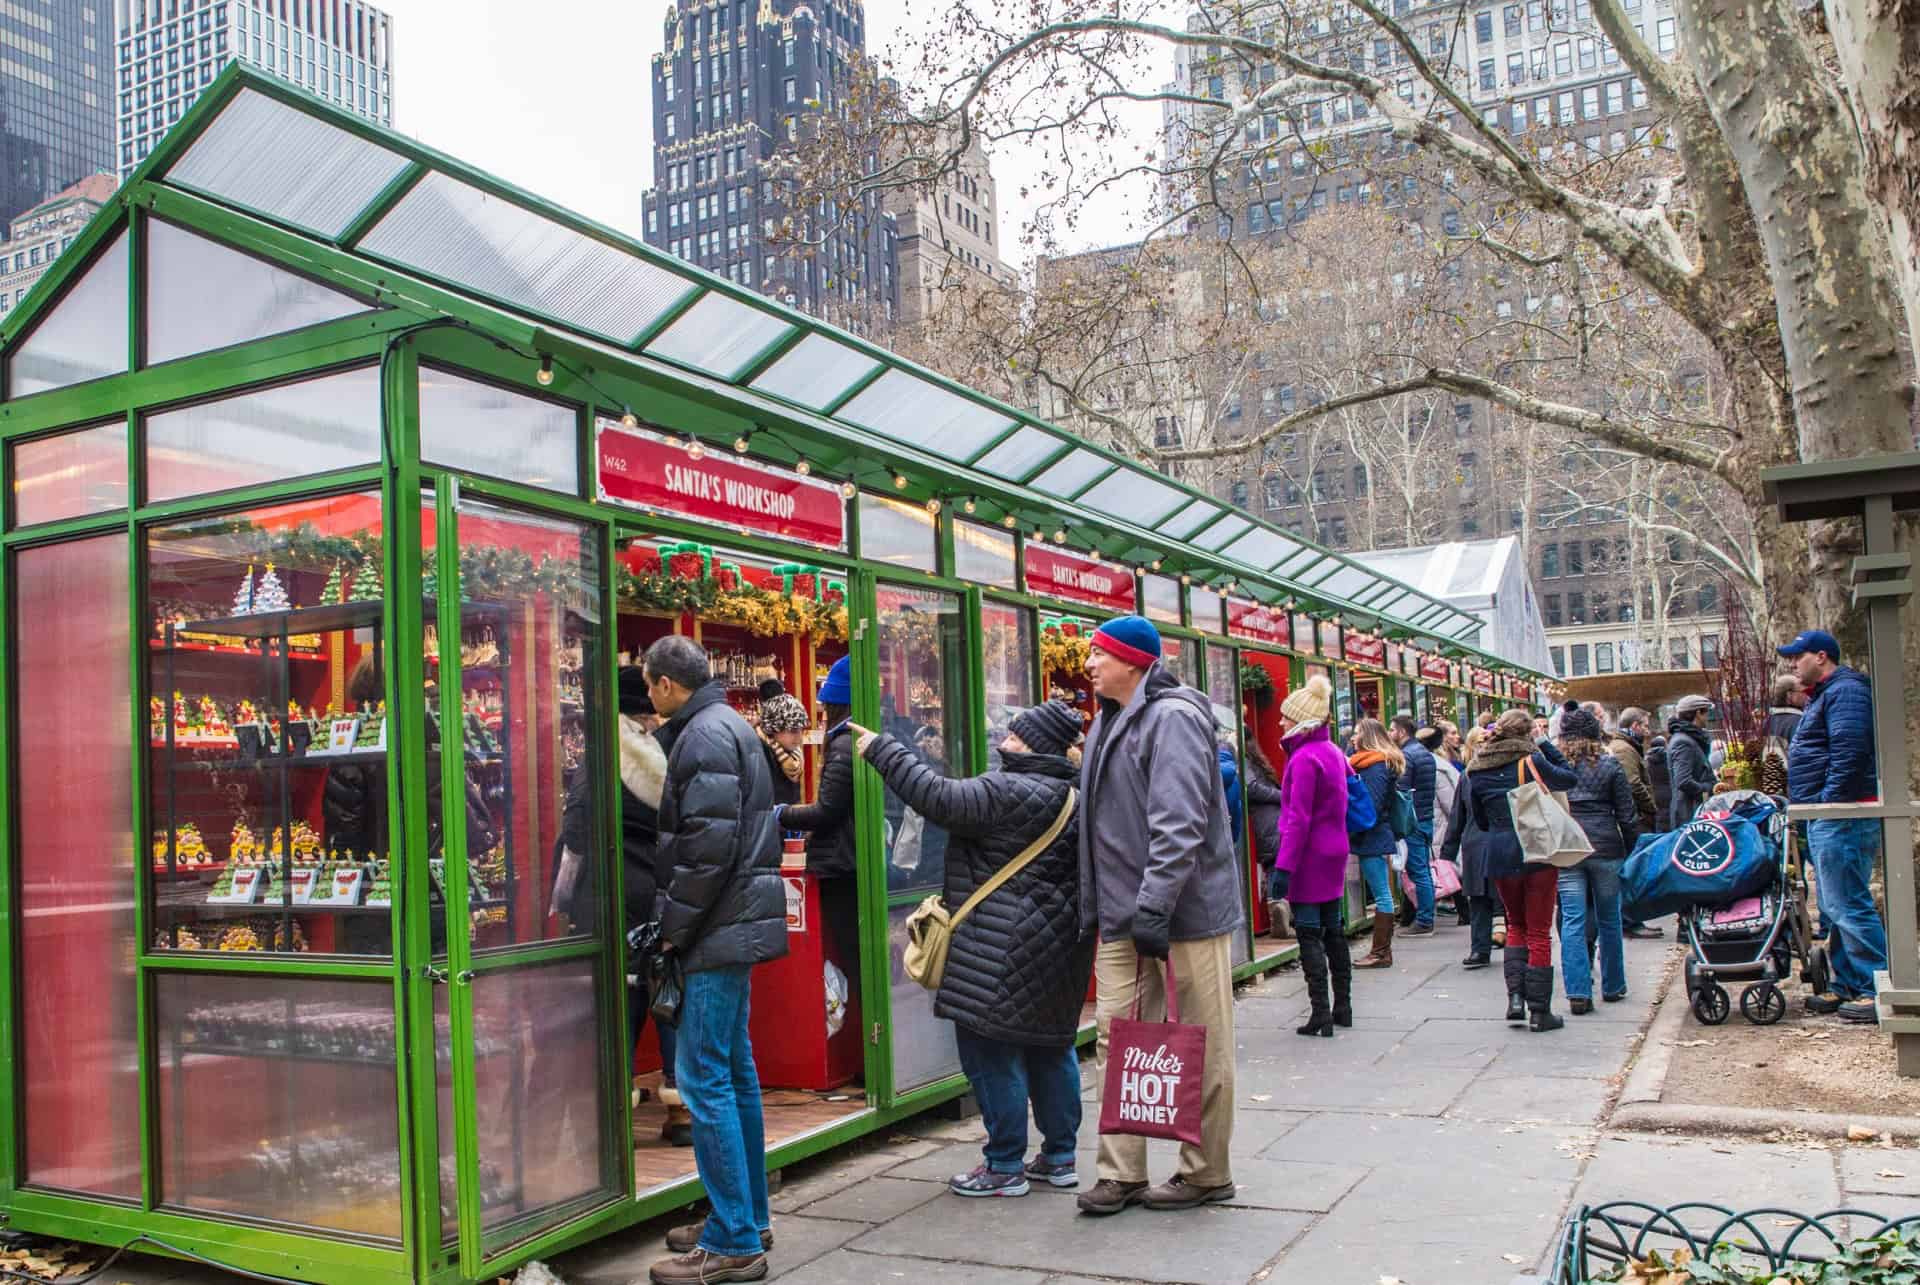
[1353,537,1553,676]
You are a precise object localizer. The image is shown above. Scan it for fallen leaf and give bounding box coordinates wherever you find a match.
[1676,1039,1710,1048]
[1378,1278,1404,1285]
[1503,1253,1527,1264]
[1847,1124,1878,1142]
[1250,1094,1273,1102]
[1876,1169,1907,1179]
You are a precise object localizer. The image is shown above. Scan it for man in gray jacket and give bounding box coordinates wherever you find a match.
[1076,614,1242,1217]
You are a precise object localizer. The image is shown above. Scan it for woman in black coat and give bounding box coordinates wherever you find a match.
[851,699,1091,1197]
[1439,772,1494,968]
[1553,703,1640,1013]
[1463,708,1578,1032]
[1244,735,1287,931]
[779,656,860,983]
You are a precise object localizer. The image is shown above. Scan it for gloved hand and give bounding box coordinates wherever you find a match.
[1268,867,1291,902]
[1131,902,1171,960]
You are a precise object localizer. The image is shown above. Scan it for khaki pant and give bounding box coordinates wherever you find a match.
[1092,933,1235,1187]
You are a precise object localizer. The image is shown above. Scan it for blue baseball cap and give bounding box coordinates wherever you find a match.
[1777,629,1840,661]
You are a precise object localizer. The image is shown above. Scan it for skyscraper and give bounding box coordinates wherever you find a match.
[114,0,394,181]
[640,0,899,332]
[0,3,115,233]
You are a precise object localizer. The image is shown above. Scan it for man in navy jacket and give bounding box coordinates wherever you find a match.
[1390,715,1439,934]
[1781,629,1885,1024]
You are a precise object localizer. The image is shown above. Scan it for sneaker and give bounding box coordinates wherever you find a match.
[1142,1174,1237,1209]
[1024,1155,1079,1188]
[1404,923,1436,937]
[1806,991,1843,1015]
[648,1248,768,1284]
[1623,925,1666,940]
[1839,999,1879,1025]
[665,1221,772,1254]
[949,1164,1030,1198]
[1603,991,1628,1003]
[1076,1178,1148,1216]
[1461,953,1491,969]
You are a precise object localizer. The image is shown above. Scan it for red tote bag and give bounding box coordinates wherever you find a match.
[1098,957,1206,1147]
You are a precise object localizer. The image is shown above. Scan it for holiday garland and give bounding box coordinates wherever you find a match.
[1040,628,1091,679]
[616,560,849,643]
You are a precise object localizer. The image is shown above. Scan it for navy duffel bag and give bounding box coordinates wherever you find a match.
[1621,792,1779,922]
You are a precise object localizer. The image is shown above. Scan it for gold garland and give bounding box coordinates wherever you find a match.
[1041,631,1091,678]
[702,584,850,644]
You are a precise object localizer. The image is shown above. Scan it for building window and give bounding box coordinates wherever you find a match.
[1551,645,1566,676]
[1545,594,1562,627]
[1478,58,1496,90]
[1701,634,1721,668]
[1670,637,1690,669]
[1541,544,1559,578]
[1554,41,1572,75]
[1656,18,1677,52]
[1568,591,1586,624]
[1570,645,1590,677]
[1475,10,1493,40]
[1504,4,1522,34]
[1595,642,1614,673]
[1565,540,1583,575]
[1696,582,1719,613]
[783,77,796,103]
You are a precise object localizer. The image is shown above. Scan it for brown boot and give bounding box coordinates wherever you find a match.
[648,1247,768,1283]
[1267,901,1294,939]
[1354,915,1394,969]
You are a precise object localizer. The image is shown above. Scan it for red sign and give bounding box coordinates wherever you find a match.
[596,423,847,551]
[1344,633,1386,667]
[1514,681,1532,702]
[1024,546,1135,613]
[1291,613,1317,656]
[1420,655,1451,682]
[1472,668,1495,694]
[1227,599,1288,646]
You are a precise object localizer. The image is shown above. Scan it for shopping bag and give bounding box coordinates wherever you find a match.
[1389,839,1409,873]
[1510,756,1593,868]
[1344,770,1377,834]
[1099,957,1205,1147]
[1405,852,1463,901]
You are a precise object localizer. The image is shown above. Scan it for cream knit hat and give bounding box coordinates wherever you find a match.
[1280,674,1333,725]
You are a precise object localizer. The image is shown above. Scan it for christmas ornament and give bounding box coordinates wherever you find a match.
[230,565,255,616]
[319,562,345,606]
[349,558,383,602]
[251,562,290,613]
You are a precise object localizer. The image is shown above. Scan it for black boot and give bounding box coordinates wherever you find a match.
[1503,947,1528,1024]
[1294,926,1333,1036]
[1327,919,1354,1027]
[1526,965,1565,1032]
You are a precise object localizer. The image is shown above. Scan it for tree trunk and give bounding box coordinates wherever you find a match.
[1824,0,1920,372]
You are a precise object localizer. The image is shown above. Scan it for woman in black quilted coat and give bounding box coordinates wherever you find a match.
[854,699,1094,1199]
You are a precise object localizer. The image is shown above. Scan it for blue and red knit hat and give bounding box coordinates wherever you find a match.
[1090,614,1162,669]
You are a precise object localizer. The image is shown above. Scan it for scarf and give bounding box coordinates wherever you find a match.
[1467,733,1537,773]
[1349,749,1390,771]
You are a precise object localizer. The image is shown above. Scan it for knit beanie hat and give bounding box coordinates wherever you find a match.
[618,666,654,716]
[1280,674,1332,725]
[1090,614,1162,669]
[1008,699,1083,756]
[817,655,852,705]
[1559,699,1604,742]
[760,693,810,734]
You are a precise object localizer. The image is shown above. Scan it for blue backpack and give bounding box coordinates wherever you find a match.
[1345,770,1378,835]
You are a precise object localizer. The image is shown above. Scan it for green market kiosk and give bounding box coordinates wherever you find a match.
[0,68,1551,1285]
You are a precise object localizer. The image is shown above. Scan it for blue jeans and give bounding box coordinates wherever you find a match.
[1405,829,1435,927]
[675,965,769,1257]
[1809,819,1888,999]
[953,1026,1082,1173]
[1557,857,1625,1001]
[1358,854,1395,915]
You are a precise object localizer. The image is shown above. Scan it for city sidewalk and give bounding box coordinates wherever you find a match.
[74,925,1920,1284]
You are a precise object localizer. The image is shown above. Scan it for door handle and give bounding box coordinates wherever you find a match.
[424,966,448,984]
[455,970,475,986]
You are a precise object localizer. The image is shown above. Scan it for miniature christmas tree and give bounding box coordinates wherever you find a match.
[230,565,255,616]
[421,562,438,600]
[319,562,345,606]
[252,562,290,614]
[349,558,382,603]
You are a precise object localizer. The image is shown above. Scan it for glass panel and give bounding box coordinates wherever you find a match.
[165,88,411,238]
[468,959,617,1248]
[11,421,127,527]
[1189,585,1225,634]
[972,425,1064,480]
[858,493,935,572]
[1276,548,1324,577]
[1160,635,1197,687]
[746,332,879,410]
[360,171,691,343]
[1157,500,1221,540]
[1220,527,1303,570]
[953,519,1016,590]
[146,491,397,957]
[1315,563,1378,600]
[980,600,1037,770]
[9,231,127,397]
[145,221,366,366]
[1029,450,1111,498]
[154,974,401,1238]
[1142,574,1181,625]
[420,367,579,494]
[1076,468,1190,527]
[438,499,606,952]
[643,291,793,380]
[888,901,959,1092]
[837,370,1014,459]
[16,536,139,1198]
[145,366,382,502]
[1192,514,1252,551]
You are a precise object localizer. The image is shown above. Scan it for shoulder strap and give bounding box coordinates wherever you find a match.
[1516,755,1533,787]
[949,787,1077,930]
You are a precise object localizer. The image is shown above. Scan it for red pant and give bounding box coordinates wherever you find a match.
[1495,867,1558,967]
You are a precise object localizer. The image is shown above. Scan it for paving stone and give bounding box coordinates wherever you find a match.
[882,1139,995,1183]
[1237,1061,1481,1116]
[792,1174,948,1223]
[1838,1147,1920,1197]
[1274,1202,1569,1285]
[1445,1073,1615,1125]
[554,1213,868,1284]
[1574,1136,1841,1215]
[758,1247,1049,1284]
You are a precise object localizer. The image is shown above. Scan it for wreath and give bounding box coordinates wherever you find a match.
[1239,659,1276,706]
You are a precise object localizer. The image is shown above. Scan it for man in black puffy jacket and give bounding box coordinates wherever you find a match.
[1666,695,1718,831]
[1390,714,1439,934]
[643,635,786,1285]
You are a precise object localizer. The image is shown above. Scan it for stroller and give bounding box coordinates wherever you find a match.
[1677,791,1826,1026]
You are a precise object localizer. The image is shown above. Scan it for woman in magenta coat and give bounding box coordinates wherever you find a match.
[1269,675,1353,1037]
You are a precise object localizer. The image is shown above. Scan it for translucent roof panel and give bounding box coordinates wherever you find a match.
[1314,563,1380,601]
[359,170,692,343]
[643,291,794,381]
[1157,501,1221,540]
[9,231,128,397]
[1191,513,1252,551]
[748,332,880,410]
[1030,450,1113,498]
[837,369,1014,458]
[145,220,368,366]
[1275,547,1326,578]
[165,88,412,239]
[1078,468,1191,527]
[1219,527,1305,570]
[973,426,1066,480]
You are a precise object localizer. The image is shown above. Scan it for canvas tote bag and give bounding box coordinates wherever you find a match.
[1509,756,1594,868]
[901,788,1075,990]
[1098,956,1206,1148]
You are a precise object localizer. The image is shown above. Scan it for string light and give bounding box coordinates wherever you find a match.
[795,458,811,476]
[925,497,942,515]
[536,355,554,386]
[892,470,909,490]
[620,410,639,429]
[963,497,977,515]
[1180,574,1192,586]
[839,481,857,499]
[734,434,751,453]
[686,437,706,460]
[1052,529,1066,543]
[1150,559,1162,571]
[1002,514,1018,529]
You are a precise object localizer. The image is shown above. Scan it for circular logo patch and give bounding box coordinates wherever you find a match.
[1670,819,1735,877]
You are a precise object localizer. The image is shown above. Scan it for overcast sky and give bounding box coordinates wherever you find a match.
[370,0,1173,274]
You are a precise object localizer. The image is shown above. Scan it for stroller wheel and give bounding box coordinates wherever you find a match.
[1741,982,1787,1026]
[1692,981,1731,1026]
[1805,944,1830,997]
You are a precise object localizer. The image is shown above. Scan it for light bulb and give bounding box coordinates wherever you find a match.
[1150,559,1162,571]
[893,472,908,489]
[795,458,811,476]
[1180,574,1192,586]
[1052,529,1066,543]
[621,410,639,428]
[536,355,554,386]
[963,497,977,515]
[839,481,856,499]
[1002,514,1018,529]
[925,497,942,515]
[734,435,751,453]
[687,439,706,460]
